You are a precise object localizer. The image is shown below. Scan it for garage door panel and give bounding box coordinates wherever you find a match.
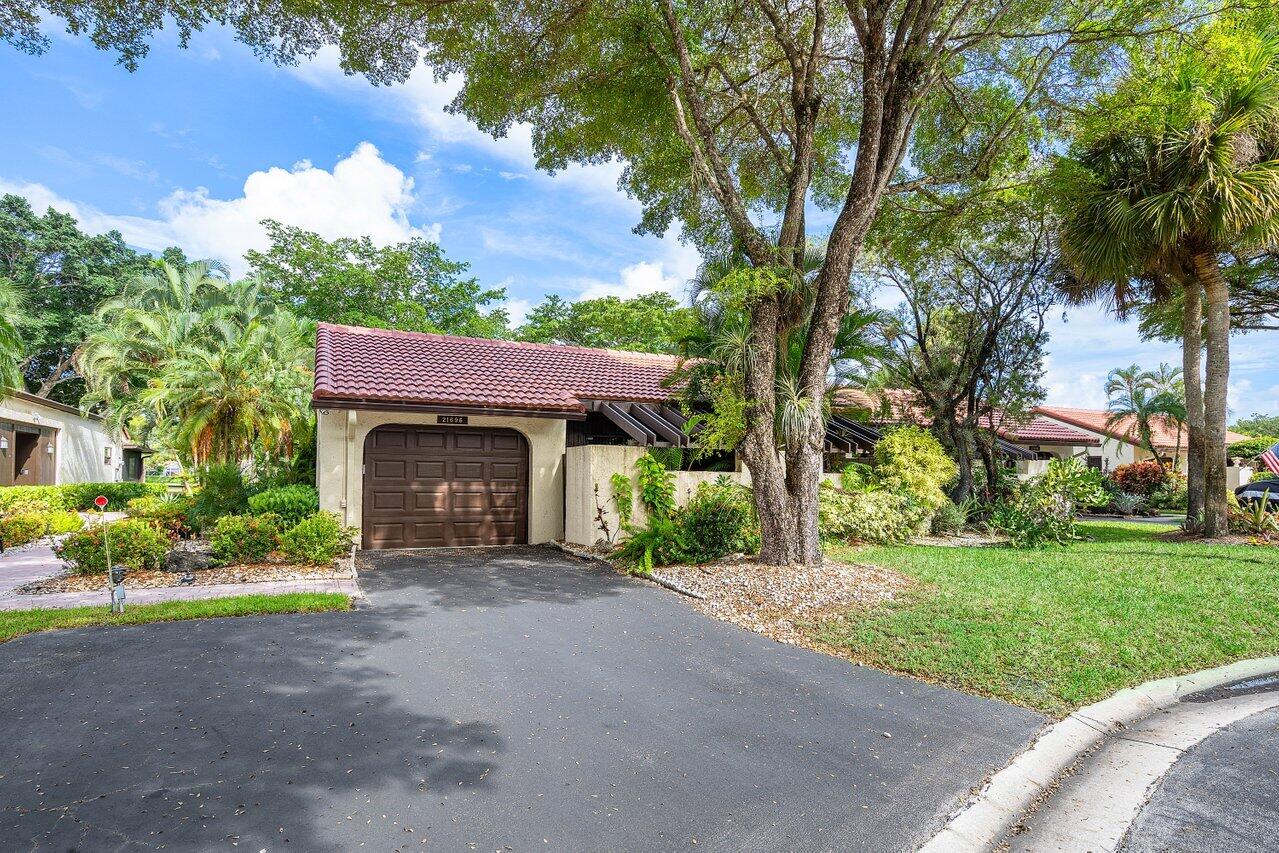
[415,431,446,448]
[412,491,447,511]
[371,491,406,511]
[362,425,529,549]
[490,433,522,452]
[454,461,485,479]
[373,429,407,449]
[415,460,446,479]
[490,461,521,480]
[372,459,406,479]
[490,491,520,509]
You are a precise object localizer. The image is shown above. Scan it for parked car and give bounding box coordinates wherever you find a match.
[1235,478,1279,510]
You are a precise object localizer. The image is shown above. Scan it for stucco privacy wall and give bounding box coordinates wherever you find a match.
[0,393,124,483]
[565,444,842,546]
[316,408,567,544]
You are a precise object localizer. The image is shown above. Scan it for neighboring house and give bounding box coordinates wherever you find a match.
[0,389,145,486]
[1033,406,1250,474]
[834,388,1099,462]
[313,323,882,550]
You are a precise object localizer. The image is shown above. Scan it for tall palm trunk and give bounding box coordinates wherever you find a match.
[1181,282,1205,527]
[1194,254,1230,538]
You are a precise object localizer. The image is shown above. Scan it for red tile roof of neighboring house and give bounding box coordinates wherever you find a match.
[1033,405,1249,449]
[312,323,681,415]
[834,388,1100,446]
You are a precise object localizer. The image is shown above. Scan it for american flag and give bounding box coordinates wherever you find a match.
[1261,440,1279,475]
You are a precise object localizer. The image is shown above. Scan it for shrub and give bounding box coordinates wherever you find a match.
[1110,492,1145,516]
[1227,436,1279,463]
[872,426,958,512]
[62,481,165,511]
[210,514,280,565]
[278,512,355,566]
[54,519,168,574]
[634,452,676,519]
[0,485,69,514]
[614,515,688,570]
[818,484,921,544]
[188,463,249,531]
[0,512,51,548]
[839,462,879,493]
[126,494,195,538]
[0,510,84,548]
[679,478,758,563]
[989,458,1109,547]
[1109,461,1169,497]
[247,485,319,527]
[929,500,967,536]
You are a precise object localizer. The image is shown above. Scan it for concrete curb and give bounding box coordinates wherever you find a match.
[918,655,1279,852]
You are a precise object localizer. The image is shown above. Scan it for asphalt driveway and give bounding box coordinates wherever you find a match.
[0,546,1043,851]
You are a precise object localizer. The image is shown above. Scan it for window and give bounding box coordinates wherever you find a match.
[103,446,113,465]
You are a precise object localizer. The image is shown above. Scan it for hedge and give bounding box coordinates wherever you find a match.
[0,482,166,514]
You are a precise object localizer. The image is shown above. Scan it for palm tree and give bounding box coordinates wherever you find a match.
[1104,364,1187,465]
[141,302,313,464]
[79,261,314,465]
[0,278,28,390]
[1057,36,1279,536]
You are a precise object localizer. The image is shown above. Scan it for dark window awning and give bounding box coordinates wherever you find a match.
[585,399,1038,460]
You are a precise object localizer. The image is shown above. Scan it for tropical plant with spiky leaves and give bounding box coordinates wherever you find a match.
[78,261,314,465]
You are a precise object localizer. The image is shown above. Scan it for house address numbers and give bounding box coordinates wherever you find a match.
[437,415,469,425]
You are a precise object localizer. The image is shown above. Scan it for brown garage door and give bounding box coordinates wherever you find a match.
[362,425,529,550]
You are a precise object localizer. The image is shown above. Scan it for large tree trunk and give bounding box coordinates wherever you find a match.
[1181,282,1205,528]
[1195,254,1230,538]
[739,297,809,566]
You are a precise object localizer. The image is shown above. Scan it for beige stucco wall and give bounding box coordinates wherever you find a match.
[564,444,838,546]
[316,408,567,546]
[0,394,124,484]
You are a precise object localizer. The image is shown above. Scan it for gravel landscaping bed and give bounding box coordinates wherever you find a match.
[651,556,911,649]
[14,560,354,594]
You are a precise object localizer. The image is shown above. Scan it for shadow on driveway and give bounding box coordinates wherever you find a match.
[1,545,1044,851]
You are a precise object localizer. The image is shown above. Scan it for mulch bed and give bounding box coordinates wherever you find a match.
[650,556,911,649]
[16,561,354,595]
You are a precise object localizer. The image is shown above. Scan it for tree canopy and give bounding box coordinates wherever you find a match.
[515,292,695,353]
[0,193,148,403]
[245,220,509,338]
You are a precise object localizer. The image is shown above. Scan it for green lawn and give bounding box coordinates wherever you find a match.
[819,522,1279,716]
[0,593,351,643]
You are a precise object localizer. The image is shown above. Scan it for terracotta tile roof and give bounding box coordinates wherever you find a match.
[833,388,1100,446]
[983,412,1100,446]
[312,323,681,414]
[1034,406,1250,449]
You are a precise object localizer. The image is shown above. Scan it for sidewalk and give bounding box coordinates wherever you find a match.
[0,576,362,611]
[920,657,1279,853]
[0,541,65,596]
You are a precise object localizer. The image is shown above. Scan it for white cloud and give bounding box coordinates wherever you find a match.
[571,232,701,303]
[503,296,533,327]
[1,142,438,276]
[498,171,528,181]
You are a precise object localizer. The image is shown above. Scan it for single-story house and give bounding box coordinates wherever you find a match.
[1033,406,1250,473]
[313,323,899,550]
[0,389,145,485]
[833,388,1101,464]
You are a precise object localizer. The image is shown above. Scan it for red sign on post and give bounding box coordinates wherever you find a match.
[94,495,108,509]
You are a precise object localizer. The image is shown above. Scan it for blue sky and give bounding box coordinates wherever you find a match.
[2,25,1276,418]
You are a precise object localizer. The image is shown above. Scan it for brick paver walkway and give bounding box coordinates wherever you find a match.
[0,577,361,611]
